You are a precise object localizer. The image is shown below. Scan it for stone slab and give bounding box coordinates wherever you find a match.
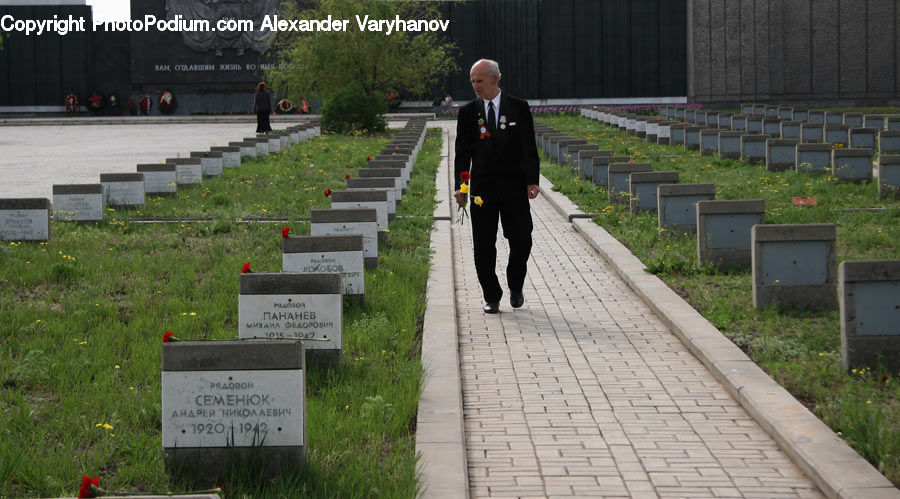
[0,197,50,241]
[52,184,103,222]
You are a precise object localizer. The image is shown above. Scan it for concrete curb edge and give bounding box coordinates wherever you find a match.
[540,174,899,499]
[415,125,469,498]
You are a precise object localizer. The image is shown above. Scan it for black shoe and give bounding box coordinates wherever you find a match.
[483,301,500,314]
[510,292,524,309]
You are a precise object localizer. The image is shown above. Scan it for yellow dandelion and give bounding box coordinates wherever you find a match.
[189,312,197,316]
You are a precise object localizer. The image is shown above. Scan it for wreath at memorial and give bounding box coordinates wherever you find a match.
[126,98,139,116]
[87,92,105,114]
[384,90,401,109]
[158,89,177,115]
[299,97,310,114]
[139,95,152,115]
[275,97,294,114]
[107,93,120,110]
[65,93,79,114]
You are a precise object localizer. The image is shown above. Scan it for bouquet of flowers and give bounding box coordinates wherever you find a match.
[158,89,176,114]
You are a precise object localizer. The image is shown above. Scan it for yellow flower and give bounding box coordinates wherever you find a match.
[474,196,484,206]
[189,312,197,316]
[114,365,120,369]
[459,183,469,194]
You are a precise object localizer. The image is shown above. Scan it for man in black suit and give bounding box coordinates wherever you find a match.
[454,59,541,314]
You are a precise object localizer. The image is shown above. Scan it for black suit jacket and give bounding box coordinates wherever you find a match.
[454,94,540,202]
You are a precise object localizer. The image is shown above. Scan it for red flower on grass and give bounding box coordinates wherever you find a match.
[883,374,890,382]
[162,331,179,343]
[281,226,290,239]
[241,262,252,274]
[366,156,371,162]
[461,171,471,182]
[78,476,101,498]
[324,188,332,197]
[345,174,351,180]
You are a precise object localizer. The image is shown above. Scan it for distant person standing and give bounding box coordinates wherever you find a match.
[254,82,273,133]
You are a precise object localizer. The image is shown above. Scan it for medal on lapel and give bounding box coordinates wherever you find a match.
[499,115,507,130]
[478,118,490,139]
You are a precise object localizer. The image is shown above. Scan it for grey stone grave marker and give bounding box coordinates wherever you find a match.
[137,164,177,195]
[792,109,809,122]
[766,139,800,171]
[670,124,688,146]
[100,173,145,208]
[763,119,782,136]
[310,208,378,269]
[645,119,659,142]
[358,168,404,195]
[566,144,599,170]
[579,150,613,181]
[52,184,103,223]
[369,159,409,185]
[229,141,257,158]
[731,115,748,131]
[864,115,885,131]
[880,131,900,155]
[685,127,701,150]
[764,105,779,119]
[657,183,716,235]
[541,134,566,157]
[239,272,342,365]
[796,144,833,173]
[807,110,825,124]
[747,116,763,133]
[780,121,801,139]
[824,124,850,145]
[844,113,863,127]
[700,129,719,155]
[0,198,50,240]
[167,158,203,185]
[778,107,793,120]
[740,134,767,164]
[283,235,365,298]
[752,104,766,117]
[718,131,743,159]
[592,156,630,188]
[830,148,873,181]
[629,171,678,214]
[848,128,877,149]
[695,111,708,127]
[877,155,900,199]
[741,103,755,115]
[825,112,844,125]
[191,151,224,176]
[556,139,587,165]
[840,260,900,372]
[685,109,696,123]
[161,339,306,478]
[245,137,269,156]
[676,108,686,121]
[887,118,900,131]
[707,113,719,129]
[656,121,672,145]
[346,179,397,213]
[801,123,824,143]
[697,199,765,269]
[210,146,242,168]
[752,223,837,311]
[331,190,390,229]
[265,134,282,153]
[608,163,652,204]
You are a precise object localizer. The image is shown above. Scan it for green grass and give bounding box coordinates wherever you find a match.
[539,114,900,485]
[0,129,441,498]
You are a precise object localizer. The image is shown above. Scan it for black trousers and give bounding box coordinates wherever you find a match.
[470,196,533,303]
[256,111,272,133]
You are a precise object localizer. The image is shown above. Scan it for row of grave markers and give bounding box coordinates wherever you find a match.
[0,124,321,238]
[580,106,900,200]
[166,119,428,478]
[1,118,429,478]
[549,109,899,373]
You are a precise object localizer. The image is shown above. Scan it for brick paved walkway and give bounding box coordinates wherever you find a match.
[451,194,823,498]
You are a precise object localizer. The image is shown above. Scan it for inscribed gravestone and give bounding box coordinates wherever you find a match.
[0,198,50,241]
[190,151,224,176]
[161,340,306,478]
[100,173,145,207]
[137,164,177,195]
[310,209,378,269]
[52,184,103,222]
[283,235,365,297]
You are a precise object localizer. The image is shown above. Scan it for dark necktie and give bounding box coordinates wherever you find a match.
[488,101,496,131]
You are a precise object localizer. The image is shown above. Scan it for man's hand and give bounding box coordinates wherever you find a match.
[454,190,466,206]
[527,184,540,199]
